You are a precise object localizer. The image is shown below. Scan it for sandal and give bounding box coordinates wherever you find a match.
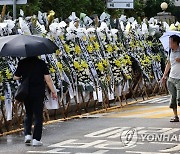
[170,116,179,122]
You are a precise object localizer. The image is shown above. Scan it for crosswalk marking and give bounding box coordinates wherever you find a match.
[100,96,178,119]
[79,96,176,119]
[139,96,170,104]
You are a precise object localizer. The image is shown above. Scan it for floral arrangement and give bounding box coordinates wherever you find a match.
[0,10,177,119]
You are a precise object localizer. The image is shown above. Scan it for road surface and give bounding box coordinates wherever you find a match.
[1,95,180,154]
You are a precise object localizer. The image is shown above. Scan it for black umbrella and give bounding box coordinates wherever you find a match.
[0,35,58,57]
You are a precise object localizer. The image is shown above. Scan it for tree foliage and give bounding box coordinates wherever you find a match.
[1,0,180,21]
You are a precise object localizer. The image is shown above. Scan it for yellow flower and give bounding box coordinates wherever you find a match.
[148,41,153,47]
[50,67,56,73]
[141,61,145,66]
[57,62,63,72]
[42,33,46,38]
[118,42,123,48]
[178,24,180,31]
[125,54,130,59]
[114,45,118,51]
[75,45,81,55]
[126,75,132,80]
[127,59,132,65]
[157,55,161,62]
[90,36,96,42]
[81,61,88,69]
[150,75,154,79]
[106,44,113,53]
[49,10,55,16]
[152,55,161,62]
[64,44,70,54]
[0,96,5,101]
[121,59,126,65]
[170,24,176,31]
[82,36,87,41]
[135,41,139,47]
[94,42,100,51]
[115,60,121,67]
[56,49,61,56]
[50,36,54,41]
[145,56,151,64]
[129,41,135,48]
[87,44,93,53]
[96,62,104,72]
[5,69,12,80]
[103,59,108,67]
[74,61,82,71]
[139,41,144,48]
[107,75,111,81]
[59,35,64,40]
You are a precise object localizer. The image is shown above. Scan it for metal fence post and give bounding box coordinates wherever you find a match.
[13,0,16,20]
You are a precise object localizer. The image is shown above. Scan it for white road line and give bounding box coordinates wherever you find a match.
[27,148,70,154]
[139,98,170,104]
[84,127,120,138]
[160,144,180,152]
[49,139,107,148]
[76,150,109,154]
[150,142,177,145]
[143,100,169,104]
[126,151,171,154]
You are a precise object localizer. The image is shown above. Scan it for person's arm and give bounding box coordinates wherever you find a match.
[44,75,58,99]
[14,61,22,80]
[162,60,171,84]
[13,76,21,80]
[175,58,180,63]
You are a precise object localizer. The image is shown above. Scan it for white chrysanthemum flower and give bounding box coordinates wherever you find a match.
[4,20,15,30]
[76,28,86,38]
[100,12,111,25]
[68,12,79,22]
[19,17,31,35]
[162,22,170,31]
[86,27,95,33]
[83,16,93,26]
[132,21,138,30]
[120,21,125,32]
[142,23,149,35]
[149,24,159,36]
[99,22,108,31]
[49,23,58,33]
[119,15,127,22]
[125,22,131,33]
[59,21,67,28]
[128,17,135,23]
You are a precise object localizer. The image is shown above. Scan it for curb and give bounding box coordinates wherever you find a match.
[0,95,166,137]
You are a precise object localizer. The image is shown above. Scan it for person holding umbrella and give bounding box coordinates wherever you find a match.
[162,35,180,122]
[0,34,58,146]
[14,57,58,146]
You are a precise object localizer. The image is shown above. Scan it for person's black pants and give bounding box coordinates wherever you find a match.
[24,96,44,141]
